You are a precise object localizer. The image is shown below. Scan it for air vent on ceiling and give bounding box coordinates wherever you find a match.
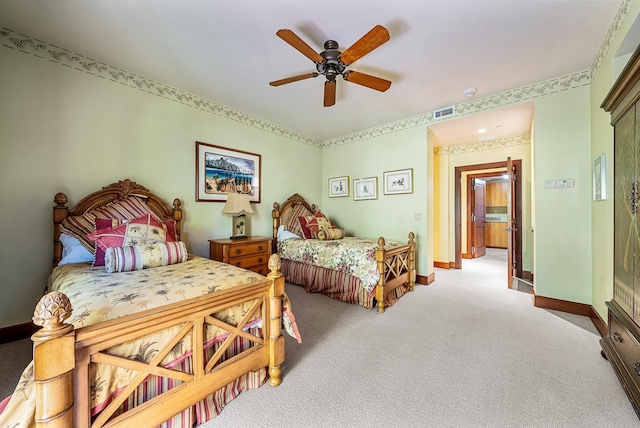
[433,105,455,120]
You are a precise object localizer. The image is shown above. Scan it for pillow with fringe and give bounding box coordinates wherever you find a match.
[316,227,345,241]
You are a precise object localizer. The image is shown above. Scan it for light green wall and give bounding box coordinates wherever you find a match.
[533,85,592,303]
[590,2,640,321]
[0,47,322,328]
[321,126,432,277]
[2,1,638,329]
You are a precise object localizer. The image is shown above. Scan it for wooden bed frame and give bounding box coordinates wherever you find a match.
[272,193,416,313]
[32,179,286,427]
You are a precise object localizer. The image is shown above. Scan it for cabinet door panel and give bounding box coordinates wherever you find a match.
[614,106,636,319]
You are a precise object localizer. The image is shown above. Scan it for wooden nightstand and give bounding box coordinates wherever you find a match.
[209,236,273,276]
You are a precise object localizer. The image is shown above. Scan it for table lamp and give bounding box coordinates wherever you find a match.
[221,193,254,239]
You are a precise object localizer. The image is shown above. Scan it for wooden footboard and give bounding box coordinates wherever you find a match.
[375,233,416,313]
[31,255,285,428]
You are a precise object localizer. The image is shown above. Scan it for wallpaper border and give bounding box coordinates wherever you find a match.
[3,4,630,152]
[0,26,323,149]
[433,134,531,156]
[590,0,634,78]
[321,71,589,148]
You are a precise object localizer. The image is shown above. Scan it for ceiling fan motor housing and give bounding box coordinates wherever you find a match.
[317,40,345,82]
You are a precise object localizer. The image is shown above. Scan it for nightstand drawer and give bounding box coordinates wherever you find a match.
[229,254,268,270]
[209,236,273,276]
[228,242,269,257]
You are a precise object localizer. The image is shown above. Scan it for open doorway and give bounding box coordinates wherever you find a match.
[454,160,523,282]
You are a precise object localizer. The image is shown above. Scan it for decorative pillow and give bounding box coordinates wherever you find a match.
[105,241,188,273]
[283,204,313,238]
[297,216,313,239]
[277,225,301,242]
[59,196,157,254]
[88,214,176,264]
[304,211,333,239]
[316,227,345,241]
[92,215,178,267]
[59,233,94,265]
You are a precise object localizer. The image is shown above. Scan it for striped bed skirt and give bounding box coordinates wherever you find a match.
[281,259,409,310]
[105,327,267,427]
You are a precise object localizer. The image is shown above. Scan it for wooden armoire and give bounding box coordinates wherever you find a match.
[601,42,640,417]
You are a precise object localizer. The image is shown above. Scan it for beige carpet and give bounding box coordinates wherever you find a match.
[1,249,637,427]
[205,249,636,427]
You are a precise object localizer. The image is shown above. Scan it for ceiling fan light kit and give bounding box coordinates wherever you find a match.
[270,25,392,107]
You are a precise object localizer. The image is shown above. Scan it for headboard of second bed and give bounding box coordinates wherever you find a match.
[272,193,317,239]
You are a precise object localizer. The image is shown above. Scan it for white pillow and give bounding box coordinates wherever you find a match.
[59,233,94,265]
[277,225,301,242]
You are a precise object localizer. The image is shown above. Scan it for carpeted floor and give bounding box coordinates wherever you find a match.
[1,249,637,427]
[205,249,636,427]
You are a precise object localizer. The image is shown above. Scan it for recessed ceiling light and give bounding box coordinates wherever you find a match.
[463,88,477,97]
[496,125,503,129]
[478,128,487,134]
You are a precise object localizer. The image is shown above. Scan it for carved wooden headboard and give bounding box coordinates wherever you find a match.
[53,179,183,266]
[271,193,317,239]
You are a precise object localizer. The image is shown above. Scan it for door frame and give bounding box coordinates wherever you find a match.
[454,160,523,278]
[465,173,504,258]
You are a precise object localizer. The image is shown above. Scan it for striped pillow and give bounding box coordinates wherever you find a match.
[284,204,313,238]
[104,241,188,273]
[59,196,158,253]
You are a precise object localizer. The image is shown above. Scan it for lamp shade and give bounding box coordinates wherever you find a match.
[221,193,254,216]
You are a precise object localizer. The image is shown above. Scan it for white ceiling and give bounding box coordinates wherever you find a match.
[0,0,623,144]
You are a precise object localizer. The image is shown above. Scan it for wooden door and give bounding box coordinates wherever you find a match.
[507,157,516,288]
[471,178,486,258]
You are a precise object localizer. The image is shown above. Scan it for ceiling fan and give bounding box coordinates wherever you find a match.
[269,25,392,107]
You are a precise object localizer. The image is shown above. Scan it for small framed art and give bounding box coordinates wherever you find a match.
[593,154,606,201]
[384,168,413,195]
[329,176,349,198]
[353,177,378,201]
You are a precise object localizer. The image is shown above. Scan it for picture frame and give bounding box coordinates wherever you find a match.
[196,141,261,202]
[383,168,413,195]
[593,154,606,201]
[353,177,378,201]
[328,176,350,198]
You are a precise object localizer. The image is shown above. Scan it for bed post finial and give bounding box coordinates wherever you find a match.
[375,237,387,313]
[272,202,281,244]
[266,254,284,387]
[32,291,73,340]
[408,232,416,292]
[53,193,69,267]
[32,291,76,427]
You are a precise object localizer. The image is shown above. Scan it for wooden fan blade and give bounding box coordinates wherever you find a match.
[324,80,336,107]
[269,73,318,86]
[343,71,391,92]
[340,25,390,65]
[276,29,324,63]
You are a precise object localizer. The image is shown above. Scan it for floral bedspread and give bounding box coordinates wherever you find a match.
[278,237,405,293]
[0,255,299,428]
